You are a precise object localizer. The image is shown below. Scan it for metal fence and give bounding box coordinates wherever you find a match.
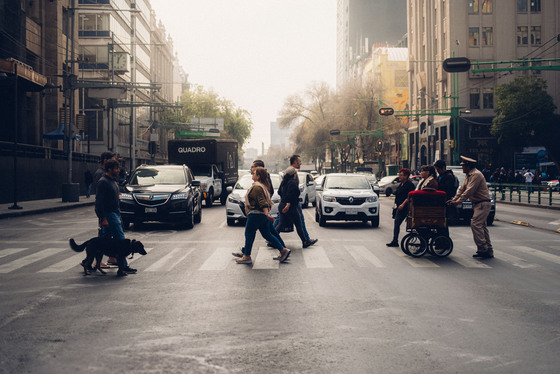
[491,183,560,207]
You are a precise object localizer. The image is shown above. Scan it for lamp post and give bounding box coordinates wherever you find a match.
[9,63,22,210]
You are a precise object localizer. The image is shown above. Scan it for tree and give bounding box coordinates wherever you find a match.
[491,75,560,174]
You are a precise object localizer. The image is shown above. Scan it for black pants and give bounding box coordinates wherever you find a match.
[392,208,408,243]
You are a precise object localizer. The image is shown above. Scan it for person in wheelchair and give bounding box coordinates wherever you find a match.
[416,165,439,191]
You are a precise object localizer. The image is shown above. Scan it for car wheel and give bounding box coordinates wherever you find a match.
[194,204,202,224]
[122,219,131,230]
[487,213,495,226]
[227,218,236,226]
[315,208,320,222]
[182,205,194,229]
[385,188,392,197]
[220,193,227,205]
[318,210,326,227]
[370,216,379,228]
[303,195,309,208]
[205,189,213,207]
[312,198,316,207]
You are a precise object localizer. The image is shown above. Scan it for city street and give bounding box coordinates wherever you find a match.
[0,197,559,373]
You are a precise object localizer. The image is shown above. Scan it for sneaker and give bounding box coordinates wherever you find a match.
[236,258,252,264]
[302,238,318,248]
[123,266,137,273]
[279,249,291,263]
[386,242,399,247]
[473,252,493,259]
[231,252,243,258]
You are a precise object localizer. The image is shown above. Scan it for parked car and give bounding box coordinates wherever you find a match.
[377,175,399,196]
[225,173,281,226]
[448,166,496,225]
[298,171,317,208]
[119,164,202,229]
[315,173,380,227]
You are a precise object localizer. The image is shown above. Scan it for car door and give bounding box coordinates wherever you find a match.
[212,165,222,197]
[306,173,316,203]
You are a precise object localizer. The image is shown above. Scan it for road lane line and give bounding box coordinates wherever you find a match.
[302,246,333,268]
[127,247,154,264]
[199,247,233,270]
[510,246,560,265]
[0,248,28,259]
[345,245,385,268]
[387,247,440,267]
[0,248,67,273]
[38,253,84,273]
[144,248,192,272]
[449,254,492,268]
[253,247,280,270]
[494,251,540,268]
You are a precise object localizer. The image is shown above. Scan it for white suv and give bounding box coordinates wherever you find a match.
[298,171,316,208]
[315,173,380,227]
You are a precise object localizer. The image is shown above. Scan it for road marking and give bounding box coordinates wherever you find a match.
[199,247,233,271]
[218,219,227,229]
[388,247,440,267]
[0,248,67,273]
[495,251,540,268]
[144,248,193,272]
[302,246,333,268]
[39,253,83,273]
[253,247,280,269]
[548,219,560,225]
[510,246,560,265]
[345,245,385,268]
[0,248,28,259]
[449,254,492,268]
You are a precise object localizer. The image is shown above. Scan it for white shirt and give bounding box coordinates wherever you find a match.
[524,171,534,183]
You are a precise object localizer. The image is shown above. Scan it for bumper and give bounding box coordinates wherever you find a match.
[120,200,190,223]
[320,202,379,221]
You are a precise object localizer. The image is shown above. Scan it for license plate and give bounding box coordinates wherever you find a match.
[345,208,358,215]
[462,202,472,209]
[145,207,157,213]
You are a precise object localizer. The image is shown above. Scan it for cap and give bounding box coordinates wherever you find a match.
[284,166,297,176]
[459,155,477,165]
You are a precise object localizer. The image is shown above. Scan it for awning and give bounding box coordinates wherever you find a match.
[43,124,81,140]
[0,58,47,92]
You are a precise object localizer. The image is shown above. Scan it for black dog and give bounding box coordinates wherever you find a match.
[69,237,147,277]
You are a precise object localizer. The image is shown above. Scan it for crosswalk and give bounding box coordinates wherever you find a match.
[0,241,558,274]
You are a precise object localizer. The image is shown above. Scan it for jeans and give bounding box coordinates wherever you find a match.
[243,213,284,256]
[277,207,307,244]
[297,203,310,241]
[392,208,408,243]
[100,211,125,240]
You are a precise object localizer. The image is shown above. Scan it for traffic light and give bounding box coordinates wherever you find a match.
[379,108,394,116]
[376,140,383,152]
[449,139,455,148]
[442,57,471,73]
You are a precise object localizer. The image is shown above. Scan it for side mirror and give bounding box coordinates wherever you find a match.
[226,186,233,193]
[191,180,201,187]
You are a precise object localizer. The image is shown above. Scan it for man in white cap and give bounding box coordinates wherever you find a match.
[447,155,494,258]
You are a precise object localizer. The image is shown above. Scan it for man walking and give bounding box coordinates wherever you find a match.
[448,156,494,259]
[434,159,458,231]
[288,154,318,248]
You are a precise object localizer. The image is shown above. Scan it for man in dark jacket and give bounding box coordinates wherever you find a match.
[386,168,416,247]
[93,151,116,195]
[434,160,458,233]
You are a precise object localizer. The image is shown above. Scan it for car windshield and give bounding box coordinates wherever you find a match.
[325,176,370,190]
[129,168,186,185]
[189,165,212,177]
[235,175,253,190]
[270,174,281,189]
[379,176,397,183]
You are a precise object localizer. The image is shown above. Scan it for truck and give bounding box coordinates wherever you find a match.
[168,139,238,207]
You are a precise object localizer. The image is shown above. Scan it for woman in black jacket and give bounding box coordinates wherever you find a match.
[276,167,307,246]
[386,168,416,247]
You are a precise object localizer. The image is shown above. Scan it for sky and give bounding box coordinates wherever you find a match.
[149,0,337,152]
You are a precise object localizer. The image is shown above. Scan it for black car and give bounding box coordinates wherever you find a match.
[119,164,202,229]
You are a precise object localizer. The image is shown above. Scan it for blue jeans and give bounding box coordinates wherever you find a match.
[100,211,125,240]
[297,203,310,241]
[243,213,284,256]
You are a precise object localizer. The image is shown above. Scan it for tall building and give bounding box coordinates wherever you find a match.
[270,120,291,147]
[336,0,407,88]
[407,0,560,169]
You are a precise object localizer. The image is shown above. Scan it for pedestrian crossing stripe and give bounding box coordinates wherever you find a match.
[0,244,559,273]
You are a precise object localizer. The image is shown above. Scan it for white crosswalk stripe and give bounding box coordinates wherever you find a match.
[39,252,84,273]
[345,245,385,268]
[199,247,234,271]
[387,246,440,267]
[0,248,28,259]
[302,246,333,268]
[510,246,560,265]
[253,247,280,270]
[144,248,192,272]
[0,247,67,273]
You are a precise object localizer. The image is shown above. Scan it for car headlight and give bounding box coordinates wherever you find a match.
[366,195,378,203]
[171,193,188,200]
[299,184,304,192]
[323,195,336,202]
[119,193,133,200]
[228,194,242,204]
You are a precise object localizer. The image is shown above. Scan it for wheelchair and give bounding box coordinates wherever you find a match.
[400,190,453,258]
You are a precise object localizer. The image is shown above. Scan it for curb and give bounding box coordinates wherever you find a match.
[496,200,560,211]
[0,202,94,220]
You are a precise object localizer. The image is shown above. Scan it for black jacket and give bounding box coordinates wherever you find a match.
[394,179,415,207]
[278,178,300,212]
[437,170,458,200]
[95,174,120,218]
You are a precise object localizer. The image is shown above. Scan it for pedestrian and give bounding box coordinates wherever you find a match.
[276,167,309,247]
[93,151,116,195]
[386,168,415,247]
[84,168,93,198]
[524,169,534,194]
[287,154,318,248]
[434,160,458,228]
[95,159,136,273]
[447,156,494,259]
[415,165,439,191]
[232,159,287,258]
[235,166,291,265]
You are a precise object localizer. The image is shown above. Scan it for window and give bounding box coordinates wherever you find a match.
[469,27,480,46]
[394,70,407,87]
[531,26,541,45]
[483,88,494,109]
[531,0,541,12]
[517,26,528,45]
[517,0,528,12]
[79,45,109,64]
[470,88,480,109]
[468,0,479,14]
[482,27,493,46]
[481,0,492,13]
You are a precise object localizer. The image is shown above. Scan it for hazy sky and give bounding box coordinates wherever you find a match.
[150,0,337,151]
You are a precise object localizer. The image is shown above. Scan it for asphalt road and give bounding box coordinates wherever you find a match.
[0,198,559,373]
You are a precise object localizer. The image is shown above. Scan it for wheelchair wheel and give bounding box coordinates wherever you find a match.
[401,233,428,257]
[428,236,453,257]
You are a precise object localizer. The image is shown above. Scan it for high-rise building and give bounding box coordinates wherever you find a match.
[270,120,291,147]
[336,0,407,88]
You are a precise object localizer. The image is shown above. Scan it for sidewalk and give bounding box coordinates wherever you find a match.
[0,196,95,219]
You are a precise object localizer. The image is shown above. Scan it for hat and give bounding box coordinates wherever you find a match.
[284,166,297,176]
[459,155,477,166]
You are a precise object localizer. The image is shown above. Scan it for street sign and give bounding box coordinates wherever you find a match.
[443,57,471,73]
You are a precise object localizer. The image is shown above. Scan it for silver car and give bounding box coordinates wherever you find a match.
[225,173,281,226]
[315,173,380,227]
